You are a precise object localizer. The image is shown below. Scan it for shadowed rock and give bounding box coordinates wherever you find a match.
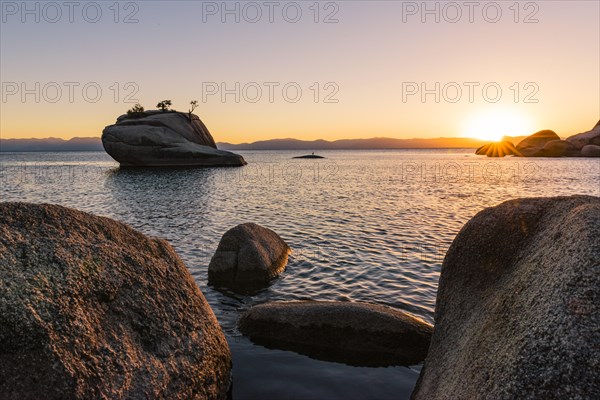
[515,129,561,156]
[239,301,433,367]
[0,203,232,400]
[581,144,600,157]
[539,139,579,157]
[292,154,325,159]
[102,110,246,167]
[412,195,600,399]
[566,120,600,150]
[475,141,520,157]
[208,223,291,293]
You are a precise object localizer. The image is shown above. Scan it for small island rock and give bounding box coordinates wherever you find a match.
[208,223,291,292]
[239,301,433,366]
[0,203,232,400]
[102,110,246,167]
[412,195,600,399]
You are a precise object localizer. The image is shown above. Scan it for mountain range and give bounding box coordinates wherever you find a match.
[0,136,529,152]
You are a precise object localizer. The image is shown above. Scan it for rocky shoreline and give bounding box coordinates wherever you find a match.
[1,196,598,398]
[476,120,600,157]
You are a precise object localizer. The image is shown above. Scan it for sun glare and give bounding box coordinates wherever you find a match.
[463,109,534,142]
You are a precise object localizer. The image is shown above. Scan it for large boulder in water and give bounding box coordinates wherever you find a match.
[239,301,433,366]
[0,203,232,399]
[566,120,600,150]
[208,223,291,293]
[515,129,561,156]
[412,195,600,399]
[102,110,246,167]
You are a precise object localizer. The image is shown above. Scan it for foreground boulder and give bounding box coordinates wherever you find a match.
[0,203,232,399]
[208,223,291,293]
[239,301,432,366]
[412,196,600,399]
[102,110,246,167]
[515,129,560,156]
[566,120,600,150]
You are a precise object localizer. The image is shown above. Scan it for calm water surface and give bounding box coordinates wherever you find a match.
[2,150,599,399]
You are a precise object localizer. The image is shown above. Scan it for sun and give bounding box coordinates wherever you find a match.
[463,109,534,142]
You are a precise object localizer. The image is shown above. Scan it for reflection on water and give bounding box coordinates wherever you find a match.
[2,150,599,399]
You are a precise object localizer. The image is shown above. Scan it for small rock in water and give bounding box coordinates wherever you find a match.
[208,223,291,293]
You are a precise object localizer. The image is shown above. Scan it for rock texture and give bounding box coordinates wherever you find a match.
[475,141,520,157]
[539,139,579,157]
[581,144,600,157]
[102,110,246,167]
[0,203,232,400]
[412,196,600,400]
[566,120,600,150]
[515,129,561,156]
[239,301,432,366]
[208,223,291,293]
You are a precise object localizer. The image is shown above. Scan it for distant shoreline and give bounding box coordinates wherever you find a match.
[1,136,529,153]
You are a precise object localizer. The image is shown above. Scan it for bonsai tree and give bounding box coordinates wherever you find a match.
[126,103,145,117]
[156,100,172,112]
[188,100,198,120]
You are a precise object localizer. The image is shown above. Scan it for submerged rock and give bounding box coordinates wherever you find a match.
[0,203,232,399]
[239,301,433,366]
[208,223,291,293]
[566,120,600,150]
[102,110,246,167]
[515,129,561,156]
[412,196,600,399]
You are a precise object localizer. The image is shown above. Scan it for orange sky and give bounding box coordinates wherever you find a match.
[1,1,598,143]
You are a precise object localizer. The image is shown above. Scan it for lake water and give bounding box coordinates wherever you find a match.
[1,150,599,399]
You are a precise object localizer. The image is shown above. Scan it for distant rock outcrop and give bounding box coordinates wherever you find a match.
[581,144,600,157]
[412,196,600,399]
[239,301,433,366]
[566,120,600,150]
[474,141,520,157]
[208,223,291,293]
[515,129,561,156]
[539,139,579,157]
[102,110,246,167]
[0,203,232,399]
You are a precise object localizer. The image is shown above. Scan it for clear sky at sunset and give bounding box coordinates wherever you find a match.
[1,1,598,143]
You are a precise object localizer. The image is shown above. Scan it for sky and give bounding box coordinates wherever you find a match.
[1,0,599,143]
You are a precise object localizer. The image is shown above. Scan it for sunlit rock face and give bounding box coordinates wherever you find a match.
[475,141,520,157]
[515,129,561,156]
[567,120,600,150]
[239,301,433,367]
[208,223,291,293]
[102,110,246,167]
[0,203,232,400]
[412,195,600,400]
